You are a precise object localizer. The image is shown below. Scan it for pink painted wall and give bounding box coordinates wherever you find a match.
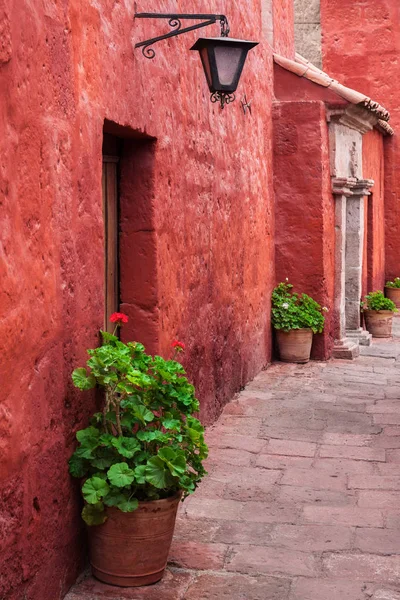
[0,2,275,598]
[321,0,399,281]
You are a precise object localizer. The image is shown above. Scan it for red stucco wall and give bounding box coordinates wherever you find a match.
[273,0,295,57]
[0,2,274,598]
[362,130,386,295]
[273,98,335,360]
[321,0,400,281]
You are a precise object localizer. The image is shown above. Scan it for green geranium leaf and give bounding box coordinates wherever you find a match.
[180,475,196,493]
[187,417,204,432]
[82,477,110,504]
[145,457,174,489]
[107,463,135,487]
[134,450,151,464]
[117,497,139,512]
[75,446,96,460]
[91,457,114,469]
[134,465,147,484]
[111,437,141,459]
[99,433,115,447]
[100,330,119,345]
[158,447,186,477]
[104,490,139,513]
[187,428,202,444]
[162,417,181,431]
[116,382,138,395]
[120,413,136,429]
[82,502,107,526]
[133,405,154,424]
[158,447,176,461]
[90,412,104,426]
[92,471,108,480]
[105,411,117,425]
[76,427,100,445]
[72,368,96,390]
[68,453,88,478]
[136,430,169,443]
[126,370,152,387]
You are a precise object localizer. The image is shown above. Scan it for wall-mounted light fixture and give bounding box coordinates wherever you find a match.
[135,13,258,109]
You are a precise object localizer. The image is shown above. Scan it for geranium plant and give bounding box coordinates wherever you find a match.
[362,291,397,312]
[386,278,400,289]
[271,281,326,333]
[69,313,208,526]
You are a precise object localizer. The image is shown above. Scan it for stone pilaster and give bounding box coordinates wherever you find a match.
[345,179,374,346]
[331,178,360,359]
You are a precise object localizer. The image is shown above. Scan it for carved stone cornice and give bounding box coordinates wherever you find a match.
[332,177,374,197]
[332,177,357,197]
[352,178,374,197]
[327,105,378,134]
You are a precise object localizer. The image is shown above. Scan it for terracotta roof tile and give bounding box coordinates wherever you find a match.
[274,53,392,127]
[273,54,308,77]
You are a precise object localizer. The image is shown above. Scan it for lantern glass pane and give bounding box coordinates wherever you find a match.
[214,45,243,86]
[200,47,212,87]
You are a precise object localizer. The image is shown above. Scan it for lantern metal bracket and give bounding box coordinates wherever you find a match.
[134,13,230,59]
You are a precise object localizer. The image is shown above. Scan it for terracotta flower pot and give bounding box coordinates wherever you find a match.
[385,287,400,309]
[364,310,394,338]
[88,492,182,587]
[275,328,313,363]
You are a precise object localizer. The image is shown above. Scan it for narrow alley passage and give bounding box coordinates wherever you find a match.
[67,319,400,600]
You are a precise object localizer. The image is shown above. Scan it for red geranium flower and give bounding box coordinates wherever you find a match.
[172,340,185,350]
[110,312,129,324]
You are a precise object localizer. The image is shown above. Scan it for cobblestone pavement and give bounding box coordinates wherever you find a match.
[66,318,400,600]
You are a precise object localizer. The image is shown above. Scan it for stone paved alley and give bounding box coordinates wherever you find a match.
[66,319,400,600]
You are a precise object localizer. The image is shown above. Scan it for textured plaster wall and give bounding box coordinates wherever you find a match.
[262,0,295,56]
[273,99,335,360]
[261,0,274,46]
[294,0,322,67]
[0,1,274,598]
[321,0,400,280]
[273,0,295,57]
[362,130,386,294]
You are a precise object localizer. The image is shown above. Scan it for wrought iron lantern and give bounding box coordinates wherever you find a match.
[135,13,258,109]
[190,38,258,108]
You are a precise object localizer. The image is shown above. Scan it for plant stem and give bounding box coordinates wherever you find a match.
[103,389,112,434]
[115,398,123,437]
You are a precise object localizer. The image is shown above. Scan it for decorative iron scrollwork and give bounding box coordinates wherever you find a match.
[141,45,155,59]
[210,91,236,110]
[135,13,230,60]
[219,15,230,37]
[168,17,182,32]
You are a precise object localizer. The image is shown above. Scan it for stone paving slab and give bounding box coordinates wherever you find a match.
[66,318,400,599]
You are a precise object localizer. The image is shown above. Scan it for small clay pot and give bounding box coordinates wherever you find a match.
[88,492,182,587]
[385,287,400,309]
[275,328,313,363]
[364,310,394,338]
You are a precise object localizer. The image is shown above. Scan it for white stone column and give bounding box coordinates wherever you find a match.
[345,179,374,346]
[332,178,360,359]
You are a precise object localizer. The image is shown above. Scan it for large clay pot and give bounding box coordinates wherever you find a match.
[364,310,394,338]
[275,328,313,363]
[88,492,181,587]
[385,287,400,309]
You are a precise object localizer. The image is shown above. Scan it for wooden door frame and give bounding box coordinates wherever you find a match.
[102,154,119,332]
